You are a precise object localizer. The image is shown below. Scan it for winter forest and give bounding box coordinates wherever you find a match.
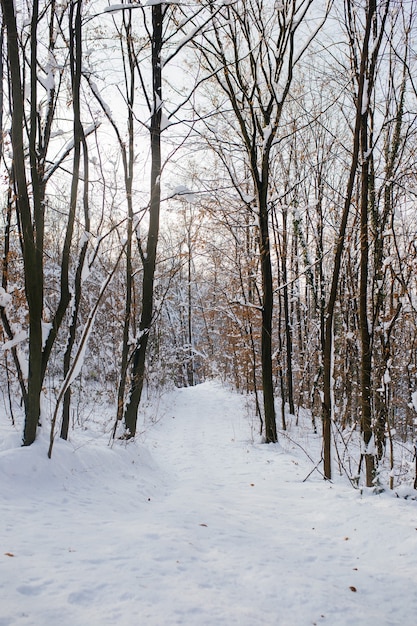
[3,1,417,624]
[1,0,417,488]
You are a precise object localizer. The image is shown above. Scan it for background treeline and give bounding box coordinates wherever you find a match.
[1,0,417,487]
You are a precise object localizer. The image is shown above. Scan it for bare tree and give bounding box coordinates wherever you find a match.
[320,0,389,480]
[120,2,216,437]
[1,0,98,445]
[195,0,330,442]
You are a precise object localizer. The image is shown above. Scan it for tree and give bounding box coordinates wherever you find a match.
[1,0,99,445]
[195,0,330,442]
[321,0,387,480]
[60,0,91,439]
[1,0,51,444]
[119,1,216,437]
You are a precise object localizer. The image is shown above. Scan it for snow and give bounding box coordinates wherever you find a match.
[171,184,196,203]
[103,4,141,13]
[412,391,417,413]
[144,0,178,5]
[41,321,53,350]
[361,78,369,115]
[1,381,417,625]
[38,68,55,94]
[0,286,12,308]
[161,112,173,130]
[2,329,27,352]
[89,80,112,119]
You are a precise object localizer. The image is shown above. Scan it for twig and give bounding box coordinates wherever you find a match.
[48,243,126,458]
[278,429,329,482]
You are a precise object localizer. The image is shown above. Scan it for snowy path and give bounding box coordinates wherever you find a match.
[1,381,417,625]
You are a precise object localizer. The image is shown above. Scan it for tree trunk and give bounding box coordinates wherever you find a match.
[115,11,135,429]
[281,206,295,416]
[61,0,86,440]
[322,0,376,479]
[124,5,163,436]
[359,106,374,487]
[1,0,43,445]
[259,182,277,444]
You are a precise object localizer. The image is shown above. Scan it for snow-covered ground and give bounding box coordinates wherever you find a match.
[1,381,417,626]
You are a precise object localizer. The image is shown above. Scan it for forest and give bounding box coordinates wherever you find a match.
[1,0,417,490]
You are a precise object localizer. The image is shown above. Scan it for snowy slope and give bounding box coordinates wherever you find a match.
[1,381,417,626]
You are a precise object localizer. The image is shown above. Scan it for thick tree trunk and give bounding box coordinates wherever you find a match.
[359,114,374,487]
[281,208,295,416]
[186,223,194,386]
[259,184,277,444]
[124,5,163,437]
[2,0,43,445]
[372,56,407,460]
[61,0,86,440]
[322,0,376,479]
[356,0,388,486]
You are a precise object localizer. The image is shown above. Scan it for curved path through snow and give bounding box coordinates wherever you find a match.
[1,381,417,626]
[131,382,417,626]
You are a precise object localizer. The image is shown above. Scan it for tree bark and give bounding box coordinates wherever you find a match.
[322,0,376,479]
[259,180,277,443]
[359,104,374,487]
[124,5,163,436]
[60,0,86,440]
[1,0,43,445]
